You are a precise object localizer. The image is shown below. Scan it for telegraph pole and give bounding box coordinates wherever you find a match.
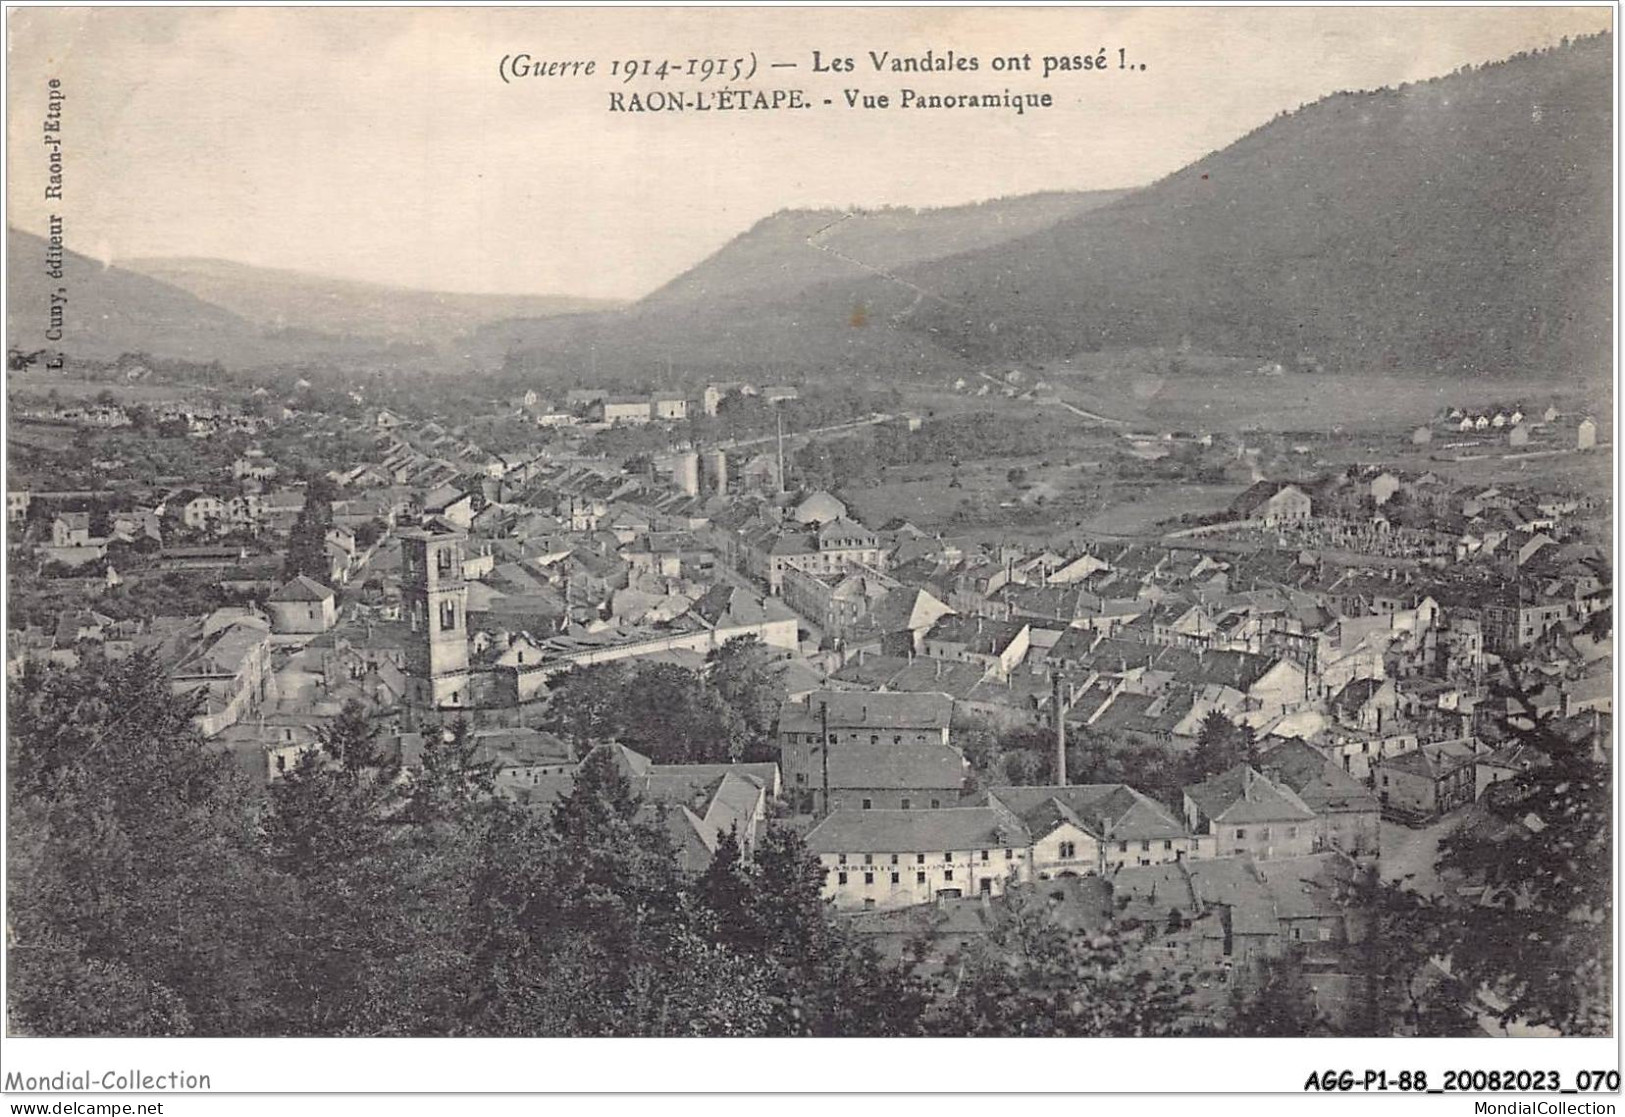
[819,698,831,816]
[1052,671,1068,787]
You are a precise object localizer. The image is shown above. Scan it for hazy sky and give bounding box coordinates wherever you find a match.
[7,5,1613,299]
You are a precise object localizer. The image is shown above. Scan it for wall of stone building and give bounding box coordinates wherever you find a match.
[820,848,1028,911]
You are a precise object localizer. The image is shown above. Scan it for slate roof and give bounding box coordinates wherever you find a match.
[1229,481,1308,517]
[768,532,818,556]
[582,742,654,778]
[472,727,573,767]
[1184,858,1279,935]
[1111,862,1199,925]
[826,739,966,792]
[804,808,1028,854]
[924,615,1027,655]
[1186,852,1357,937]
[793,490,848,524]
[1379,741,1476,780]
[778,690,954,734]
[1085,692,1159,735]
[1330,677,1389,715]
[519,747,775,870]
[858,587,953,635]
[1183,764,1316,827]
[1258,739,1380,815]
[1190,650,1279,692]
[983,784,1188,842]
[691,583,796,628]
[269,574,336,603]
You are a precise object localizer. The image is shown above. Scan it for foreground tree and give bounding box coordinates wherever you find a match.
[934,885,1197,1036]
[406,718,497,826]
[1227,952,1336,1037]
[694,824,931,1035]
[1341,869,1480,1037]
[1431,706,1611,1034]
[463,749,775,1035]
[7,655,279,1035]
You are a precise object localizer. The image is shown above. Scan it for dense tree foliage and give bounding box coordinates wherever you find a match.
[791,411,1089,492]
[705,636,789,759]
[541,646,786,765]
[696,825,931,1035]
[1191,711,1258,776]
[8,568,249,631]
[6,665,925,1037]
[1431,702,1612,1035]
[1338,870,1480,1038]
[8,655,279,1035]
[931,885,1197,1037]
[16,652,1597,1038]
[1227,953,1335,1037]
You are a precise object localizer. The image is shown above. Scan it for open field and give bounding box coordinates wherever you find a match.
[1044,366,1606,435]
[8,375,231,405]
[1076,481,1243,537]
[891,383,1039,421]
[845,451,1247,543]
[8,421,80,452]
[845,453,1106,531]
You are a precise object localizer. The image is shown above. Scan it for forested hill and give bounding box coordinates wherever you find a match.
[897,33,1612,378]
[638,191,1127,310]
[475,191,1125,381]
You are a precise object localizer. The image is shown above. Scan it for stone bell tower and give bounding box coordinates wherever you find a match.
[400,519,471,712]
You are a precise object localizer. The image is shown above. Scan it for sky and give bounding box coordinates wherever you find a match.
[6,5,1614,300]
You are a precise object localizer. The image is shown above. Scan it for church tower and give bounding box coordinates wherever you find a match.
[400,519,471,711]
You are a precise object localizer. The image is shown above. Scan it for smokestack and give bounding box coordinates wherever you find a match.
[1053,672,1067,787]
[776,411,786,496]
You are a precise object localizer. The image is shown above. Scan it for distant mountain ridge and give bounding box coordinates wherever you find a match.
[481,189,1129,380]
[638,191,1128,310]
[119,256,623,348]
[895,33,1612,377]
[7,229,276,364]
